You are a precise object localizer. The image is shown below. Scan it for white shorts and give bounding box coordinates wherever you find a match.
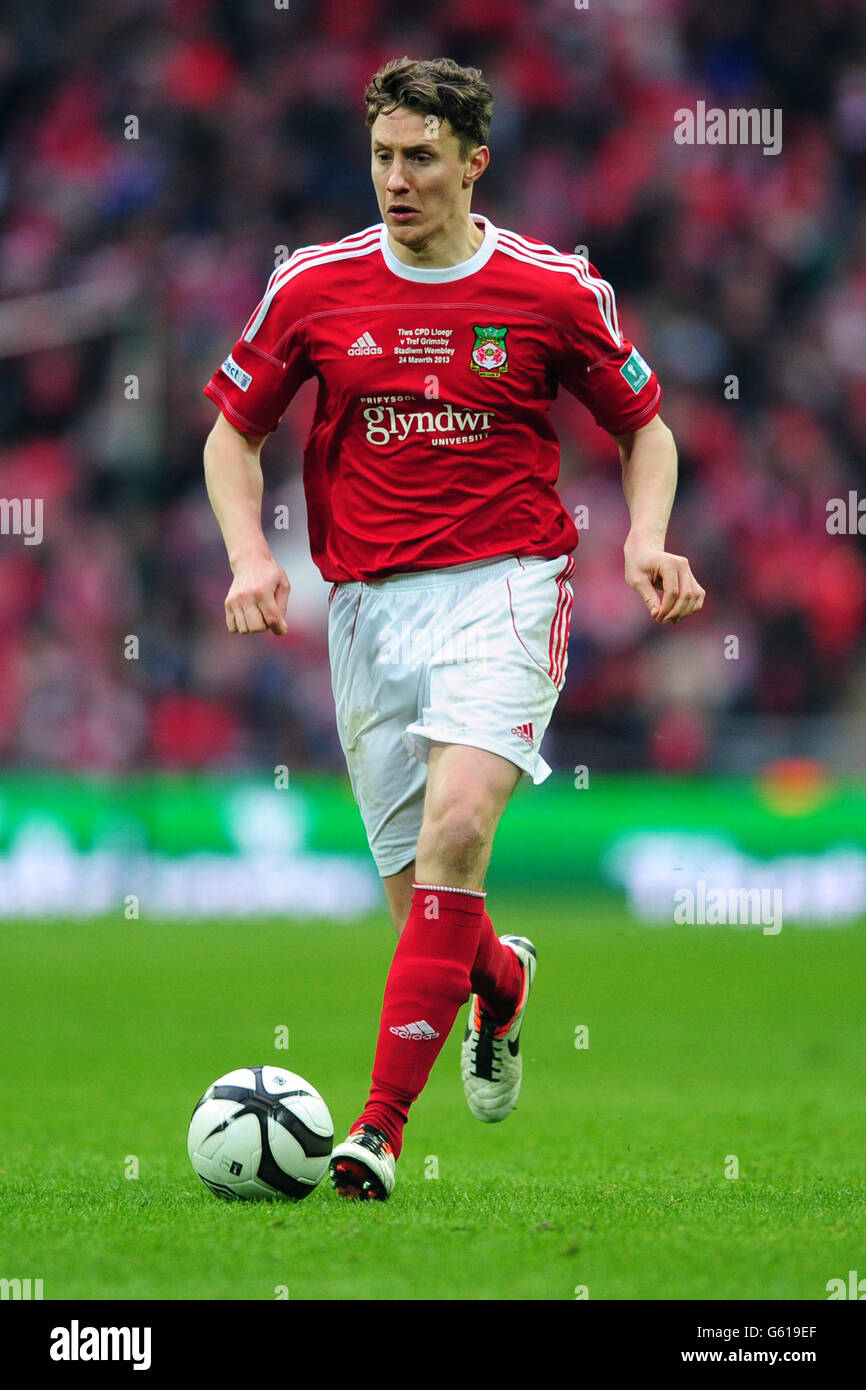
[327,552,575,877]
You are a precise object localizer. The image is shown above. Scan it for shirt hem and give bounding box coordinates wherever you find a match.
[203,382,274,437]
[324,541,578,587]
[602,383,663,435]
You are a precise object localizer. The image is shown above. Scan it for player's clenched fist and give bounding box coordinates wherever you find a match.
[624,540,706,625]
[224,552,291,635]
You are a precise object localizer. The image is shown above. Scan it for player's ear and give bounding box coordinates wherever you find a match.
[463,145,489,185]
[467,146,489,180]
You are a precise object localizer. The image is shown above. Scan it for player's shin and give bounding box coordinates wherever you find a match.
[353,884,486,1156]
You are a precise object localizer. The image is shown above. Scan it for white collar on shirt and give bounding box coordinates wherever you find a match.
[379,213,499,283]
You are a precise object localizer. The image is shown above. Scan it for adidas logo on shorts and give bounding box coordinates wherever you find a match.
[510,722,534,746]
[389,1020,440,1040]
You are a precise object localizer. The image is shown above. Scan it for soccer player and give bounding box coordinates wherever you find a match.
[202,57,705,1201]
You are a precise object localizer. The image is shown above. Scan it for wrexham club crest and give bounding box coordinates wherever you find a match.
[471,325,509,378]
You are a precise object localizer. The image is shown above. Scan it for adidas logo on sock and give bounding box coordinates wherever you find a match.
[348,331,383,356]
[389,1019,440,1040]
[510,722,534,746]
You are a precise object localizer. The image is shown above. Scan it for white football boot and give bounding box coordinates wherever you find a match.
[329,1124,396,1201]
[461,935,537,1122]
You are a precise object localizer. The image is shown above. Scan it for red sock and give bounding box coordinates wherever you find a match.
[471,912,524,1020]
[354,883,485,1158]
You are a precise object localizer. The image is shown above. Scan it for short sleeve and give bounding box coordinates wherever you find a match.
[556,259,662,435]
[203,266,315,436]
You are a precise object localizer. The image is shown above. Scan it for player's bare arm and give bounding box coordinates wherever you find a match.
[203,412,290,636]
[613,413,706,625]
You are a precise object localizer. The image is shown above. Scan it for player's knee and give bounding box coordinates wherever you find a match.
[417,802,489,879]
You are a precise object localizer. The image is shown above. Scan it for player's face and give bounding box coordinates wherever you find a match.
[370,107,480,251]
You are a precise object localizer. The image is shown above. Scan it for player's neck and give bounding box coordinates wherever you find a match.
[386,212,485,270]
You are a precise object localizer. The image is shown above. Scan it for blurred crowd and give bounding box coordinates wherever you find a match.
[1,0,865,774]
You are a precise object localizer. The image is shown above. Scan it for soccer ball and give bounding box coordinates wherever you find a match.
[188,1065,334,1201]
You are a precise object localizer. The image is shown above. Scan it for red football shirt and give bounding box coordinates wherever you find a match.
[203,214,662,583]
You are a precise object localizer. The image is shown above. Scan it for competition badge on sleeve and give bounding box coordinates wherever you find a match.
[470,325,509,378]
[619,347,652,394]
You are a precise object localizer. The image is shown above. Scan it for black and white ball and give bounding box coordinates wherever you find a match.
[188,1066,334,1201]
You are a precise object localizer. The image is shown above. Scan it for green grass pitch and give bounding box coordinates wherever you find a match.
[1,893,865,1301]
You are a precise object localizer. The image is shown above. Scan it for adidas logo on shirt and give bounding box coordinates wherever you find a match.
[510,722,534,746]
[348,331,383,356]
[389,1019,440,1040]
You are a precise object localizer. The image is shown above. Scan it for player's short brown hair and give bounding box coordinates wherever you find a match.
[365,57,493,159]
